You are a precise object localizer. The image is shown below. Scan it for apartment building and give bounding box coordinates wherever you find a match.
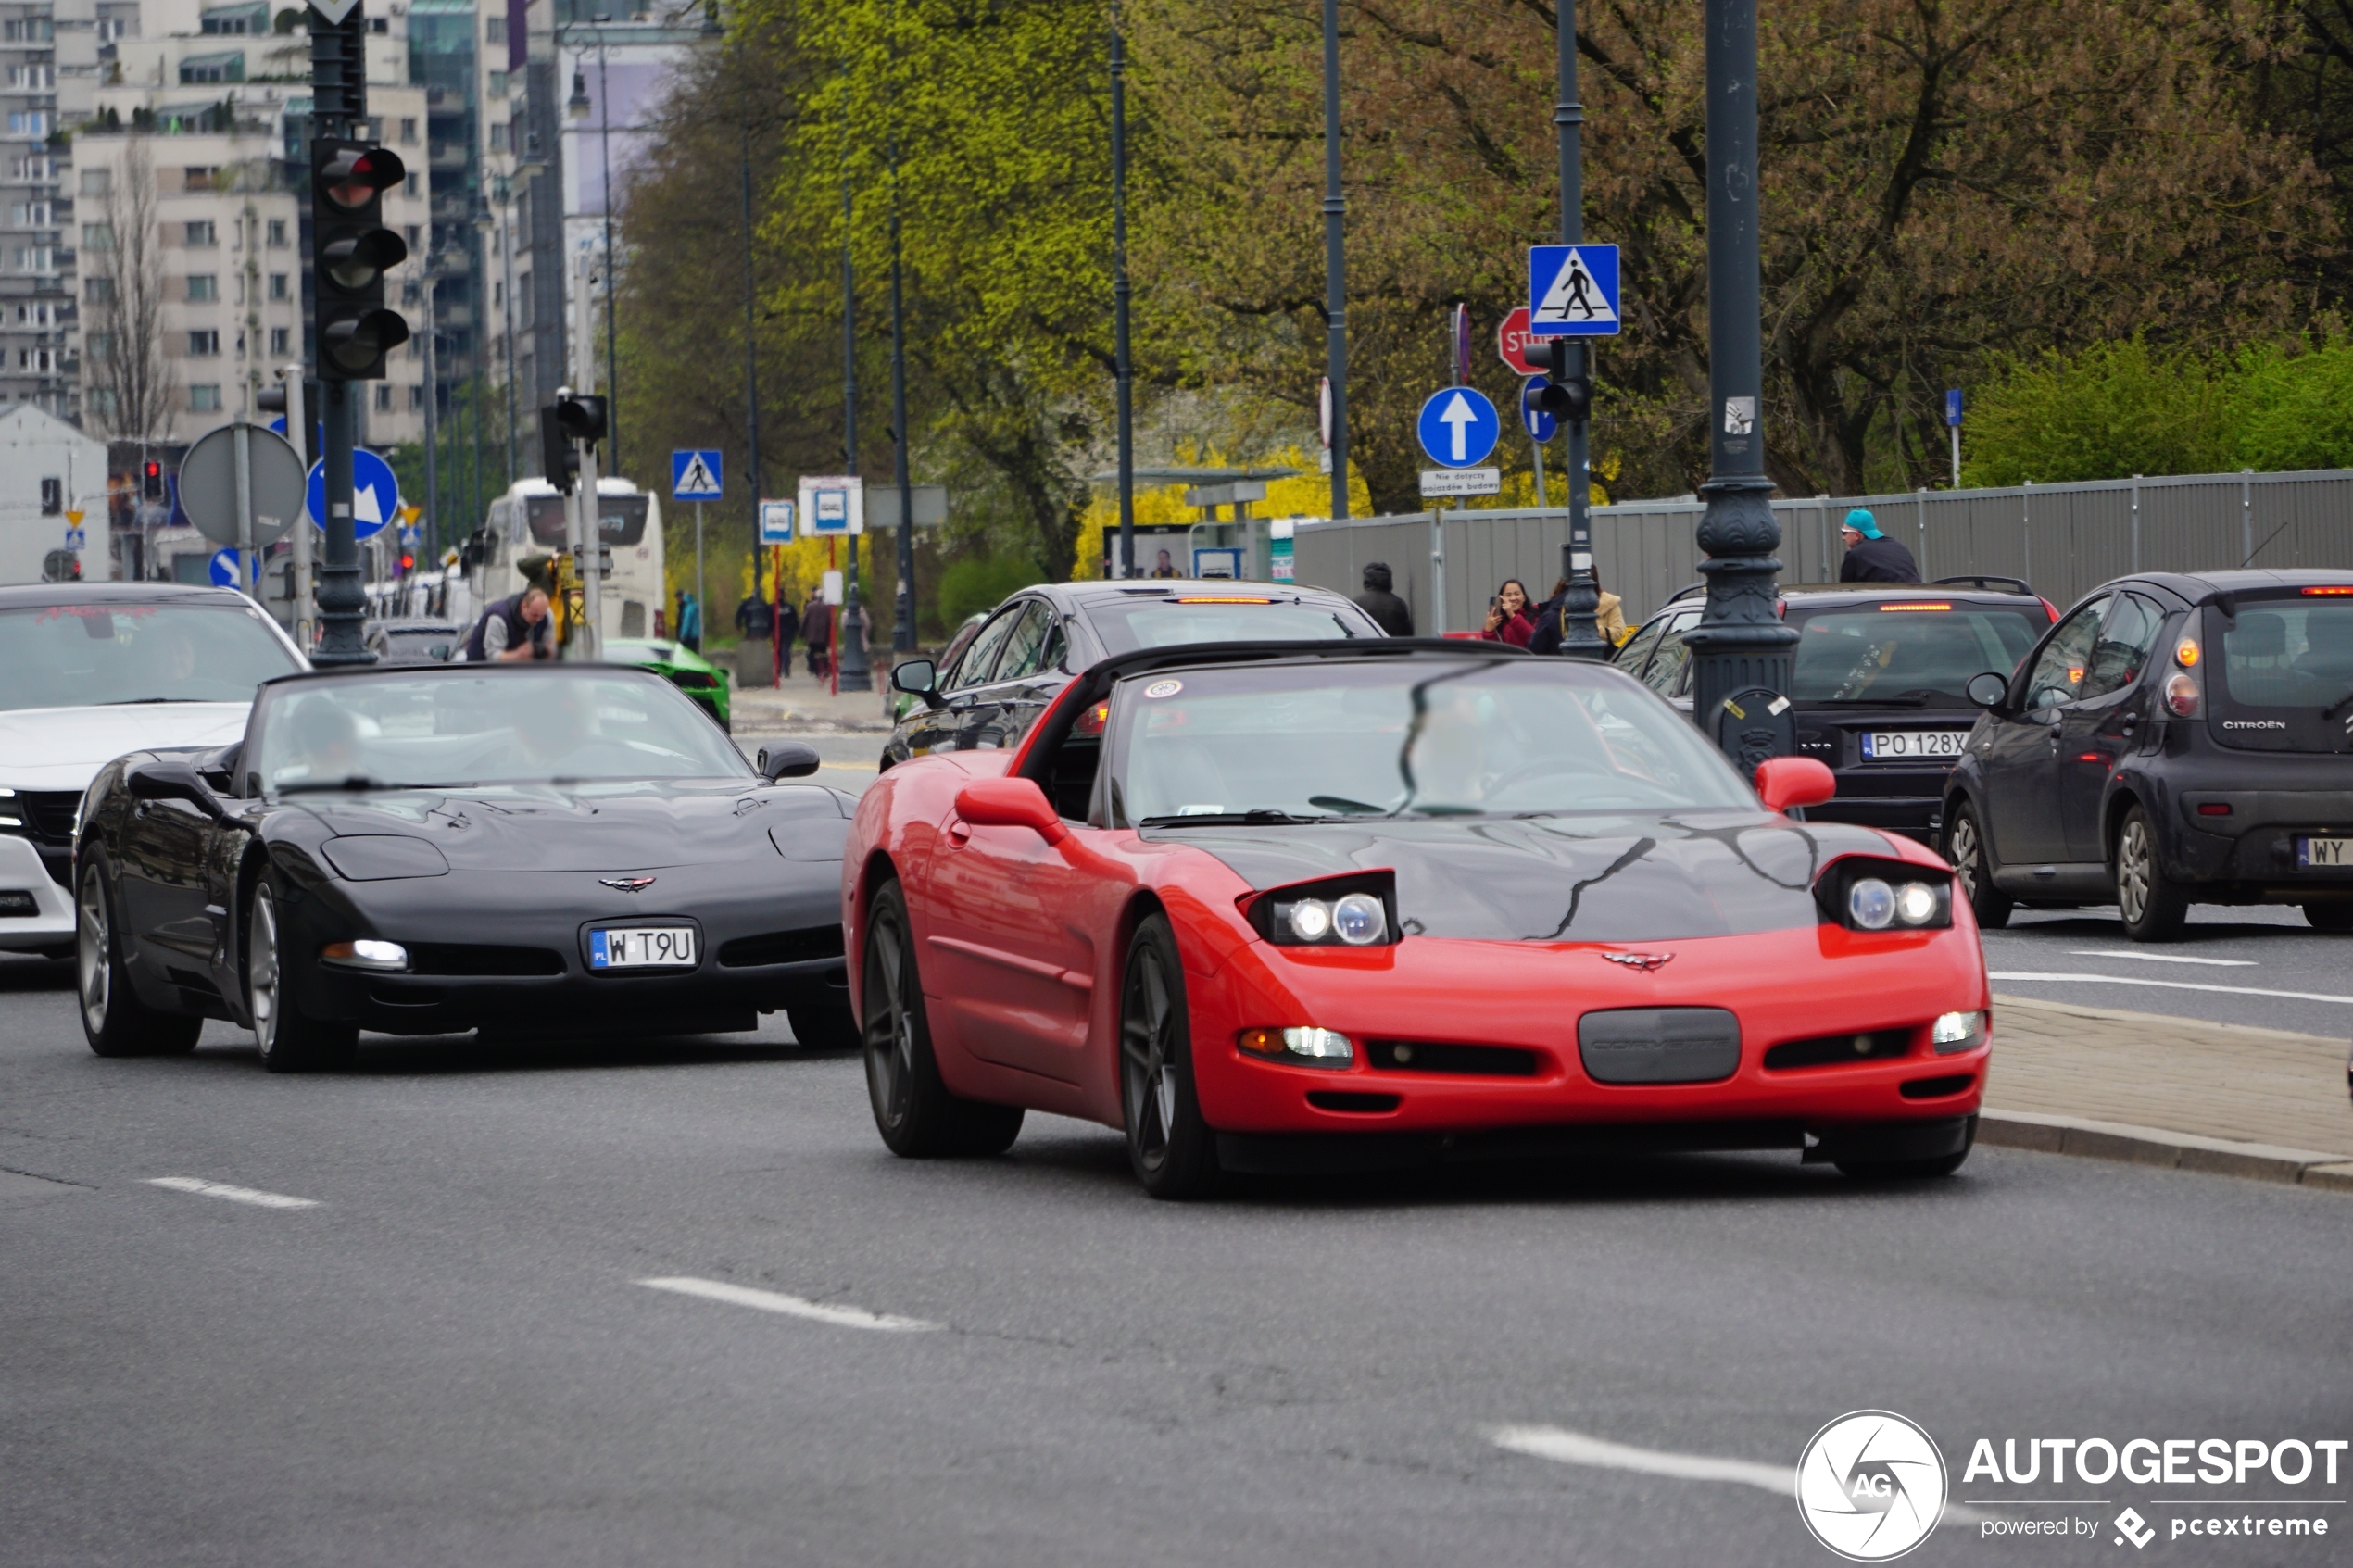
[0,0,98,422]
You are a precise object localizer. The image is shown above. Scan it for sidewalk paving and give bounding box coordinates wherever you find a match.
[731,672,899,734]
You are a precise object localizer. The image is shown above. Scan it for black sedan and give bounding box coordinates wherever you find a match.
[881,579,1384,770]
[1940,569,2353,940]
[1614,577,2054,842]
[73,663,853,1070]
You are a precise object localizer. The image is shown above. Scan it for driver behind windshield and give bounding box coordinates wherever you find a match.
[271,698,366,787]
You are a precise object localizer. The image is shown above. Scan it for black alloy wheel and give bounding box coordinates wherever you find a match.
[1118,914,1221,1200]
[1942,802,2011,930]
[2113,805,2189,943]
[246,876,359,1072]
[77,853,200,1058]
[860,880,1023,1157]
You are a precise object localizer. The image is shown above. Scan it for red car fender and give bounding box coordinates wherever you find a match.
[842,749,1015,1034]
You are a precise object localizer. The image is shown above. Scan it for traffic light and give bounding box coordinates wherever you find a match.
[555,393,608,446]
[539,406,579,495]
[1522,340,1592,425]
[142,459,163,499]
[310,140,410,380]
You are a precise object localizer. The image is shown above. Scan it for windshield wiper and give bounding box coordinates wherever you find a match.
[1307,794,1390,815]
[1807,694,1935,708]
[278,775,409,795]
[1140,809,1335,827]
[99,696,212,705]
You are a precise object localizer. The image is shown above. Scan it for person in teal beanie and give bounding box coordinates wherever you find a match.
[1837,508,1920,583]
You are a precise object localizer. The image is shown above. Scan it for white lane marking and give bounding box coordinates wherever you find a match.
[2062,949,2258,967]
[1491,1424,1983,1526]
[636,1276,940,1332]
[1990,971,2353,1005]
[145,1176,319,1210]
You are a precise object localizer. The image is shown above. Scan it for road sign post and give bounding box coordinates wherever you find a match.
[673,450,723,650]
[179,420,308,605]
[1946,388,1963,489]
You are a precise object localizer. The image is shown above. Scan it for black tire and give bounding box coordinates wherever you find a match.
[246,876,359,1073]
[1942,801,2011,931]
[860,881,1024,1157]
[1836,1149,1971,1181]
[1118,914,1222,1200]
[2113,804,2189,943]
[787,1003,861,1052]
[2302,901,2353,934]
[77,853,201,1058]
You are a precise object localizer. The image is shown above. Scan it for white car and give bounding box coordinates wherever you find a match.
[0,583,308,959]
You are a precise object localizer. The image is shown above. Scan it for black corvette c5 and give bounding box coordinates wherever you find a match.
[73,663,853,1070]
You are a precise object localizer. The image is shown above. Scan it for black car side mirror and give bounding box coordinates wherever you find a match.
[756,742,821,781]
[125,758,228,821]
[1966,671,2008,710]
[889,658,948,710]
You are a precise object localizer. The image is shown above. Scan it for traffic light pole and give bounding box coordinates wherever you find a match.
[573,251,605,660]
[1553,0,1605,658]
[308,4,371,666]
[1685,0,1797,768]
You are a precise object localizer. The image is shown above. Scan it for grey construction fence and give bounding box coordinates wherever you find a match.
[1289,468,2353,634]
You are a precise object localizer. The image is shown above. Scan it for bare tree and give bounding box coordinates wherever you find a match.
[87,138,175,440]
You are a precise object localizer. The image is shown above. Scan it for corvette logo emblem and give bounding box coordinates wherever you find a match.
[1602,952,1674,972]
[599,877,657,893]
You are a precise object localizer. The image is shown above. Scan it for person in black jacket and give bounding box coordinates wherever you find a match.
[1837,508,1920,583]
[1353,561,1414,636]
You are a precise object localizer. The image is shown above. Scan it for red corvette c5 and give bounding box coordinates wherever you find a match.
[841,641,1992,1198]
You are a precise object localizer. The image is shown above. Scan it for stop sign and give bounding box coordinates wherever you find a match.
[1497,306,1540,375]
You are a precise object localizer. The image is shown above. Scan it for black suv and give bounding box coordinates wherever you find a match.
[1941,569,2353,940]
[1614,577,2056,842]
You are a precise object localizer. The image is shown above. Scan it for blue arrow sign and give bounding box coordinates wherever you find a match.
[208,547,254,589]
[1521,377,1558,442]
[672,448,724,500]
[306,446,398,540]
[1416,386,1501,469]
[1528,244,1621,338]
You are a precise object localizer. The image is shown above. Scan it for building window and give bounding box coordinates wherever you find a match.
[266,272,286,300]
[269,326,288,355]
[374,384,392,411]
[409,384,424,411]
[489,70,508,97]
[487,15,506,44]
[400,118,419,144]
[6,112,52,137]
[80,167,111,197]
[190,384,222,411]
[86,332,113,358]
[86,275,115,303]
[188,330,220,357]
[186,220,217,247]
[183,167,216,191]
[405,224,422,251]
[82,222,117,252]
[266,218,287,246]
[187,275,218,302]
[179,53,245,85]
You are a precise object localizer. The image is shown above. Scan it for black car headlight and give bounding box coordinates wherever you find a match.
[1245,872,1401,947]
[1815,858,1952,932]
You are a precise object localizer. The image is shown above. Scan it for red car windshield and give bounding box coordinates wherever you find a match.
[1112,659,1751,823]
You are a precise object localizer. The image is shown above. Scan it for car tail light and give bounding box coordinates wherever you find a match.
[2197,802,2232,817]
[2301,585,2353,596]
[1074,700,1109,737]
[2164,671,2200,717]
[2174,636,2200,668]
[1876,602,1952,612]
[2040,597,2059,622]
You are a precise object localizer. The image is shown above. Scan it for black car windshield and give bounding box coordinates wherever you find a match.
[254,671,749,794]
[1789,603,2042,705]
[0,600,301,710]
[1084,594,1375,657]
[1113,659,1752,823]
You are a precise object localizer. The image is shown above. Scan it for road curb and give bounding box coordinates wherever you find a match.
[1979,1110,2353,1192]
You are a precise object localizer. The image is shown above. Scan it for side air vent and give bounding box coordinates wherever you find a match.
[1763,1027,1915,1070]
[405,944,565,977]
[1305,1090,1402,1114]
[1365,1040,1541,1077]
[716,926,847,969]
[1900,1073,1976,1100]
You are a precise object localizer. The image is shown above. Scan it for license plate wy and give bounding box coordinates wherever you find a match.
[1861,729,1970,760]
[590,927,698,969]
[2297,836,2353,870]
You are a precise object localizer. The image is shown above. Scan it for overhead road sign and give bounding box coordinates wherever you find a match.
[1420,468,1503,499]
[672,449,724,500]
[1521,378,1558,443]
[179,420,308,549]
[1528,244,1621,337]
[1417,386,1501,469]
[306,445,398,541]
[758,499,797,545]
[1497,307,1541,375]
[799,476,863,537]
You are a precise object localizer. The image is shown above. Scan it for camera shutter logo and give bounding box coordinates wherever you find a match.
[1795,1410,1948,1561]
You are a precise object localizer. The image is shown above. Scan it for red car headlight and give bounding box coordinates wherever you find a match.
[1238,1026,1355,1067]
[1245,872,1400,947]
[1816,858,1953,932]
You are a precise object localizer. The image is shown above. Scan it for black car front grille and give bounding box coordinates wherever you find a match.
[1364,1039,1541,1076]
[19,791,79,847]
[1764,1027,1915,1070]
[717,926,846,969]
[405,944,567,977]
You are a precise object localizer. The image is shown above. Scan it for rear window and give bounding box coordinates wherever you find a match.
[1788,603,2042,706]
[525,493,648,547]
[2206,595,2353,751]
[1083,595,1375,657]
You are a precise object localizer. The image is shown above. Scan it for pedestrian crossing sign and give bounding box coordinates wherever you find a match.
[672,448,724,500]
[1528,244,1620,338]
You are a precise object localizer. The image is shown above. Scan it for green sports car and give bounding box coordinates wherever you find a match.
[605,637,733,732]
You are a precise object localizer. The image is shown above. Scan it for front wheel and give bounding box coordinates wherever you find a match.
[2113,806,2189,943]
[247,878,359,1073]
[861,881,1023,1157]
[1119,914,1222,1200]
[1943,802,2011,930]
[77,855,200,1058]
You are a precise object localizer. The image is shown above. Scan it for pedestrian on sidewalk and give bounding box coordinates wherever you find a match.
[1527,572,1627,654]
[802,592,833,682]
[675,590,702,653]
[1353,561,1415,637]
[774,592,799,678]
[1478,579,1536,646]
[1837,508,1920,583]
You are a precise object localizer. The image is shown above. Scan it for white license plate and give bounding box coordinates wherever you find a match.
[2297,836,2353,869]
[589,927,698,969]
[1861,729,1971,760]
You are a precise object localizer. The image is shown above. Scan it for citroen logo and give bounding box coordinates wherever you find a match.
[599,876,657,893]
[1602,951,1674,972]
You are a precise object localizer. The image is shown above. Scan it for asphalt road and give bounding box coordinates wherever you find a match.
[3,954,2348,1566]
[1984,906,2353,1039]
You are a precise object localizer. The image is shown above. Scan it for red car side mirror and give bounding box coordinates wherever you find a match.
[1755,757,1836,814]
[954,778,1069,846]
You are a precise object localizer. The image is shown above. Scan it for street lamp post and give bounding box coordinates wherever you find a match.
[596,21,619,469]
[1552,1,1606,657]
[834,178,872,694]
[1684,0,1797,767]
[1111,9,1135,579]
[1320,0,1348,521]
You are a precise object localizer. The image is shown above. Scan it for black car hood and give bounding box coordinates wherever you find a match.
[1144,811,1894,942]
[287,781,850,873]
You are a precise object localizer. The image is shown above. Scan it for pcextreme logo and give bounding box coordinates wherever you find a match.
[1797,1410,1950,1561]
